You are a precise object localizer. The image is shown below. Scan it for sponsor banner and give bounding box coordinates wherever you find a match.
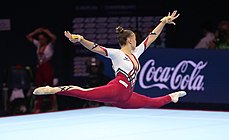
[134,48,229,104]
[0,19,11,31]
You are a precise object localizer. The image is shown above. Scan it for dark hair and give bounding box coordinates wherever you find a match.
[116,26,134,46]
[37,32,51,43]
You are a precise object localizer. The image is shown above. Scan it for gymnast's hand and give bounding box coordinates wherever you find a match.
[160,10,180,25]
[64,31,84,43]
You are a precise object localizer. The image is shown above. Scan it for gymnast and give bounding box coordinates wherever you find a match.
[33,10,187,109]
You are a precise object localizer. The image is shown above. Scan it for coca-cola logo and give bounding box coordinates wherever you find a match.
[139,59,208,91]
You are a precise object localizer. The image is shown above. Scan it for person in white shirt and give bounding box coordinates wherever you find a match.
[194,23,215,49]
[26,27,57,113]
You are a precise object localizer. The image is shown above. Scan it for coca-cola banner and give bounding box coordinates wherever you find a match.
[133,48,229,104]
[97,48,229,104]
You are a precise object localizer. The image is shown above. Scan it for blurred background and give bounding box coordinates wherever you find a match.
[0,0,228,116]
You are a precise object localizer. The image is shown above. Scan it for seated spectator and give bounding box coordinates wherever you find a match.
[213,20,229,49]
[194,22,215,49]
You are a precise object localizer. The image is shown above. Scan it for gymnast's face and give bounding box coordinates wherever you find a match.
[129,33,137,50]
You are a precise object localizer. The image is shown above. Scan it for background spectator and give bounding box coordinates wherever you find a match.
[211,20,229,49]
[194,22,215,49]
[26,27,58,113]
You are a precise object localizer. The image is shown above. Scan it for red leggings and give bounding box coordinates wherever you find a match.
[57,73,171,109]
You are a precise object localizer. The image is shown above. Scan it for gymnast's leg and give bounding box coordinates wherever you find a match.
[112,91,186,109]
[33,85,125,104]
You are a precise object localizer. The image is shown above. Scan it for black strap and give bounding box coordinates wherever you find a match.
[92,43,98,50]
[59,86,73,91]
[150,32,156,35]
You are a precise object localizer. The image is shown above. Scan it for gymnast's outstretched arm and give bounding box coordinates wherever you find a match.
[64,31,107,56]
[142,10,180,49]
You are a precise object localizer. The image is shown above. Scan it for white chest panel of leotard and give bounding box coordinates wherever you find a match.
[103,40,146,88]
[106,49,141,88]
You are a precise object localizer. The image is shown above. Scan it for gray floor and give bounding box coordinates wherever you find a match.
[0,106,229,140]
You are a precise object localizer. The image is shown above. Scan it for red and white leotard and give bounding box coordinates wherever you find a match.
[104,41,145,89]
[57,39,172,109]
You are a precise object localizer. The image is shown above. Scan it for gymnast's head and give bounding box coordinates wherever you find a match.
[116,26,136,50]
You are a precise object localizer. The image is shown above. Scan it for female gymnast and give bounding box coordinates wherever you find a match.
[33,10,187,109]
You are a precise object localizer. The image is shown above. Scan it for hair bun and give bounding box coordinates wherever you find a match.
[116,26,124,34]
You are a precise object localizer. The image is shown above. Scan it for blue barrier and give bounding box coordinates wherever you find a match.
[98,48,229,104]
